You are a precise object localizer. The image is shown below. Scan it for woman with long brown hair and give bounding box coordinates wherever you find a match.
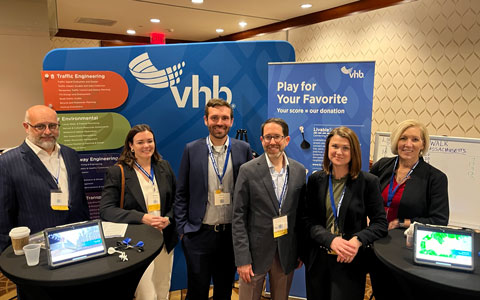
[100,124,177,300]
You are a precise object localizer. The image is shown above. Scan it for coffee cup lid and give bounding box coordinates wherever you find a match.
[9,227,31,238]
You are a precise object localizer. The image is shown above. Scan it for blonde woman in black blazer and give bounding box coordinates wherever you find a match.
[369,119,449,300]
[301,127,387,300]
[100,124,177,300]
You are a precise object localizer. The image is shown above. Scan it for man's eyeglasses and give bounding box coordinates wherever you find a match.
[27,122,61,131]
[262,135,284,143]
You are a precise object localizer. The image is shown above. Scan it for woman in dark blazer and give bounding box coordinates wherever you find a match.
[100,124,177,300]
[370,119,449,228]
[301,127,387,300]
[369,119,449,300]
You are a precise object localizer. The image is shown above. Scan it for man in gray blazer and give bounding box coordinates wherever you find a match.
[232,118,306,300]
[0,105,90,252]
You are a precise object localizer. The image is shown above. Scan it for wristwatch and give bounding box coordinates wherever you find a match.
[398,218,405,228]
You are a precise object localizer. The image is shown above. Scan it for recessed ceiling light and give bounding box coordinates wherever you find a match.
[126,29,136,35]
[301,4,312,9]
[192,0,203,3]
[150,18,160,23]
[239,21,247,27]
[216,28,224,33]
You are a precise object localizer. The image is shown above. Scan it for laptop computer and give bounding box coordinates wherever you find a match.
[44,220,107,268]
[413,223,475,272]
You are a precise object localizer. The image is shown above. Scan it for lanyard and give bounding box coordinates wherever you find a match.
[387,157,419,207]
[206,137,231,186]
[272,166,289,213]
[52,151,61,186]
[134,161,155,184]
[328,174,346,229]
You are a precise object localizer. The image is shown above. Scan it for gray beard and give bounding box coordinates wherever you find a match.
[28,136,56,152]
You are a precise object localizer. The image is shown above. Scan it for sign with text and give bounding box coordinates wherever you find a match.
[57,112,130,151]
[44,42,295,171]
[268,62,375,176]
[41,71,128,111]
[79,153,120,191]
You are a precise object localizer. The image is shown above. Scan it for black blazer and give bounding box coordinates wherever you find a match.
[370,156,449,225]
[100,160,178,253]
[301,170,387,269]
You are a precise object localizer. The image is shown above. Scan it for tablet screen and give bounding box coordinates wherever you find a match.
[413,224,474,271]
[44,220,107,268]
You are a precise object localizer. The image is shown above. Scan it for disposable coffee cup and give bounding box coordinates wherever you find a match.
[23,244,41,266]
[9,227,31,255]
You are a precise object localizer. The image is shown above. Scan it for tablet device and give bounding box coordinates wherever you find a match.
[413,223,475,272]
[44,220,107,268]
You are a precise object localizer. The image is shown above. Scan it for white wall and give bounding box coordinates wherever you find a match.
[0,0,51,149]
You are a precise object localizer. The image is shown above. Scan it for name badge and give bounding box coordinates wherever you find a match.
[51,190,68,211]
[148,192,161,214]
[214,190,231,206]
[273,215,288,238]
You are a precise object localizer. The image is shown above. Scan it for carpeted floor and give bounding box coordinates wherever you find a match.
[0,272,16,300]
[0,271,374,300]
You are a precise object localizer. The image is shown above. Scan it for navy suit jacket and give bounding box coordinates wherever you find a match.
[100,160,178,253]
[0,142,90,252]
[174,137,253,235]
[232,154,306,274]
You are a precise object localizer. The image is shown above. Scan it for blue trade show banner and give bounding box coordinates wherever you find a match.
[267,61,375,298]
[42,41,295,291]
[268,62,375,176]
[43,41,294,171]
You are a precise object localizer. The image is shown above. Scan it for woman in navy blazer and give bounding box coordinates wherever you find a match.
[100,124,177,300]
[369,119,449,300]
[301,127,387,300]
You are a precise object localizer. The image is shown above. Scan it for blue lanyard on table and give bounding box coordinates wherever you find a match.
[386,157,419,207]
[134,161,155,184]
[328,174,346,228]
[206,137,231,186]
[272,166,289,213]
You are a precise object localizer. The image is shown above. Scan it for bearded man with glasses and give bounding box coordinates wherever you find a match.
[0,105,90,254]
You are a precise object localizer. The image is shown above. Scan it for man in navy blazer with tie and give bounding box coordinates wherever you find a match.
[0,105,90,252]
[175,98,253,300]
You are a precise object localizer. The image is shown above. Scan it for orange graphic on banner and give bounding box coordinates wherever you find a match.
[41,71,128,111]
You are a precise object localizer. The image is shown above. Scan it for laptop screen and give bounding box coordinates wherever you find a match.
[413,224,474,271]
[44,220,107,268]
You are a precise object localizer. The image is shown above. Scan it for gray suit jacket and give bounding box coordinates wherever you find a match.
[232,153,306,275]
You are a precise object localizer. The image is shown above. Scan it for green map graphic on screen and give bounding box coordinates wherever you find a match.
[419,232,471,258]
[57,112,130,151]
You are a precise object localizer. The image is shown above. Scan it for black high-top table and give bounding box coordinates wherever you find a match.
[0,224,163,300]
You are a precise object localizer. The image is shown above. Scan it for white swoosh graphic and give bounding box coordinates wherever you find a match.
[341,66,353,75]
[129,52,185,88]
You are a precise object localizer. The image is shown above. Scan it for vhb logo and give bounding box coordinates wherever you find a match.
[340,66,364,79]
[129,52,232,107]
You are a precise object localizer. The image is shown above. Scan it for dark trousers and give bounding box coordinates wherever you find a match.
[305,251,366,300]
[182,226,236,300]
